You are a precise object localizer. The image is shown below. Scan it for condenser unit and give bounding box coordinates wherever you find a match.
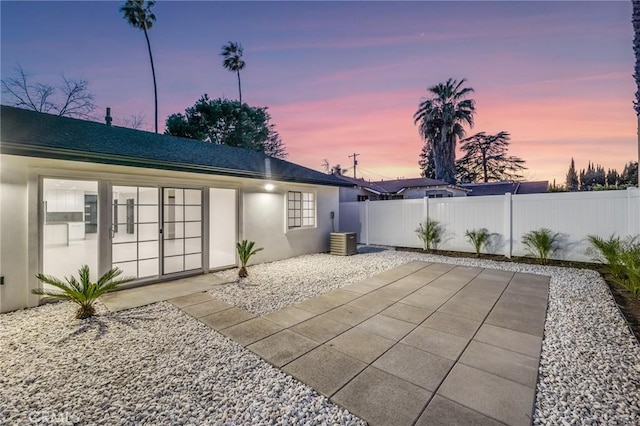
[330,232,357,256]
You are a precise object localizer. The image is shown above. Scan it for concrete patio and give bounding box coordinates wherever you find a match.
[164,260,549,426]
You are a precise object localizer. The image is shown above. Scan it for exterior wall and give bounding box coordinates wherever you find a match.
[0,154,340,313]
[339,189,640,262]
[339,186,373,202]
[243,185,339,263]
[402,187,466,199]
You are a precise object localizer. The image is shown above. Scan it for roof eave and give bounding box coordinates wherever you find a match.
[1,143,353,187]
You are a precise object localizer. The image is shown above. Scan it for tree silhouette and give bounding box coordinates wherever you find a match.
[221,41,246,104]
[414,78,475,184]
[120,0,158,133]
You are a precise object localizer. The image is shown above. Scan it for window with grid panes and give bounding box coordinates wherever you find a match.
[287,191,315,229]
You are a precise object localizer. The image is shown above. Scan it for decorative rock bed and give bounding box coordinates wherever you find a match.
[1,247,638,424]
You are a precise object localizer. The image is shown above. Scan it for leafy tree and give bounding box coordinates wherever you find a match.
[221,41,246,104]
[1,65,96,119]
[418,142,436,178]
[606,168,620,187]
[621,161,639,186]
[120,0,158,133]
[455,131,526,183]
[165,95,287,158]
[414,78,476,184]
[580,162,606,190]
[566,158,579,191]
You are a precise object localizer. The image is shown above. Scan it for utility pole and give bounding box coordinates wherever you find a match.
[349,153,359,179]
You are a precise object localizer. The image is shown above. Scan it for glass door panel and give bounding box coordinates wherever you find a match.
[162,188,202,274]
[42,179,99,291]
[112,186,159,279]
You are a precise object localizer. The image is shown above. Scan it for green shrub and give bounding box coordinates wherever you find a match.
[589,234,640,298]
[521,228,560,264]
[32,265,133,319]
[237,240,263,278]
[416,219,443,251]
[618,247,640,298]
[465,228,492,257]
[587,234,628,279]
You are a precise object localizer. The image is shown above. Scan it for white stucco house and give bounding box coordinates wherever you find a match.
[0,105,349,313]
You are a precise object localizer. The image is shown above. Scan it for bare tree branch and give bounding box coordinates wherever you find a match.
[1,65,96,119]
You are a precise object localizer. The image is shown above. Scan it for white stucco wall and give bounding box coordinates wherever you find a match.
[243,184,339,263]
[0,154,340,313]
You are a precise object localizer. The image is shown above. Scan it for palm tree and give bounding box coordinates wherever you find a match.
[221,41,246,104]
[414,78,476,184]
[633,0,640,185]
[120,0,158,133]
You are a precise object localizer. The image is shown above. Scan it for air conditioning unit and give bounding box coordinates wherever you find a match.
[330,232,357,256]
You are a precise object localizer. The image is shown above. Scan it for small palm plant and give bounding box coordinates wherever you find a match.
[416,219,443,251]
[237,240,263,278]
[587,234,628,279]
[32,266,133,319]
[465,228,492,257]
[521,228,560,265]
[618,247,640,298]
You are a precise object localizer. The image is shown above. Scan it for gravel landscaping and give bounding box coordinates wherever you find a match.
[1,246,639,424]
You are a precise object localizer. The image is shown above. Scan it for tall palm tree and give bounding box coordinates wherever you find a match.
[633,0,640,185]
[120,0,158,133]
[414,78,476,184]
[221,41,246,105]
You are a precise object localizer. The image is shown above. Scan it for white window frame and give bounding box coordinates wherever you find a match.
[287,190,316,230]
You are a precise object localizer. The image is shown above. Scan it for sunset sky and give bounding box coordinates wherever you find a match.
[1,1,635,185]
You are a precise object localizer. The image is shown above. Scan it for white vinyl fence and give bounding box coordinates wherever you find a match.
[339,188,640,262]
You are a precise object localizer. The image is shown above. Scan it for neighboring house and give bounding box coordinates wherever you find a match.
[461,181,549,196]
[0,106,350,313]
[337,175,468,202]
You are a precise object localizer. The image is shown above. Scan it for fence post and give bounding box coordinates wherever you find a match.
[504,192,512,258]
[423,196,429,221]
[628,187,640,237]
[364,199,370,245]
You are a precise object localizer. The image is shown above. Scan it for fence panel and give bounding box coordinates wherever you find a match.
[511,191,629,262]
[428,195,506,253]
[338,188,640,262]
[368,199,424,248]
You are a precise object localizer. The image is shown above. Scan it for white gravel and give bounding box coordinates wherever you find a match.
[1,246,639,424]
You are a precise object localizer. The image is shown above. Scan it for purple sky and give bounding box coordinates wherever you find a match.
[1,1,635,184]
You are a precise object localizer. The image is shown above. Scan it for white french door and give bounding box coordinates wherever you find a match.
[110,186,203,278]
[161,188,203,274]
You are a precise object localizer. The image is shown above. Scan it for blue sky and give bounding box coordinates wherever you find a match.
[1,1,635,183]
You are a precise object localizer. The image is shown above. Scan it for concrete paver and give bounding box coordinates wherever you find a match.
[199,307,255,330]
[459,341,539,388]
[381,302,433,325]
[474,324,542,358]
[333,366,432,426]
[327,327,395,363]
[438,363,535,426]
[372,343,454,391]
[402,326,470,360]
[415,395,504,426]
[421,312,482,339]
[180,299,234,318]
[283,345,367,397]
[247,330,318,367]
[263,306,316,327]
[219,317,283,346]
[291,316,351,343]
[356,314,415,341]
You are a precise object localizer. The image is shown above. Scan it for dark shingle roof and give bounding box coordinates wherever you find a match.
[461,181,549,196]
[336,175,464,194]
[0,105,350,187]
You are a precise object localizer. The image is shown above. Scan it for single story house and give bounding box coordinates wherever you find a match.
[0,105,350,313]
[337,175,468,202]
[461,181,549,196]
